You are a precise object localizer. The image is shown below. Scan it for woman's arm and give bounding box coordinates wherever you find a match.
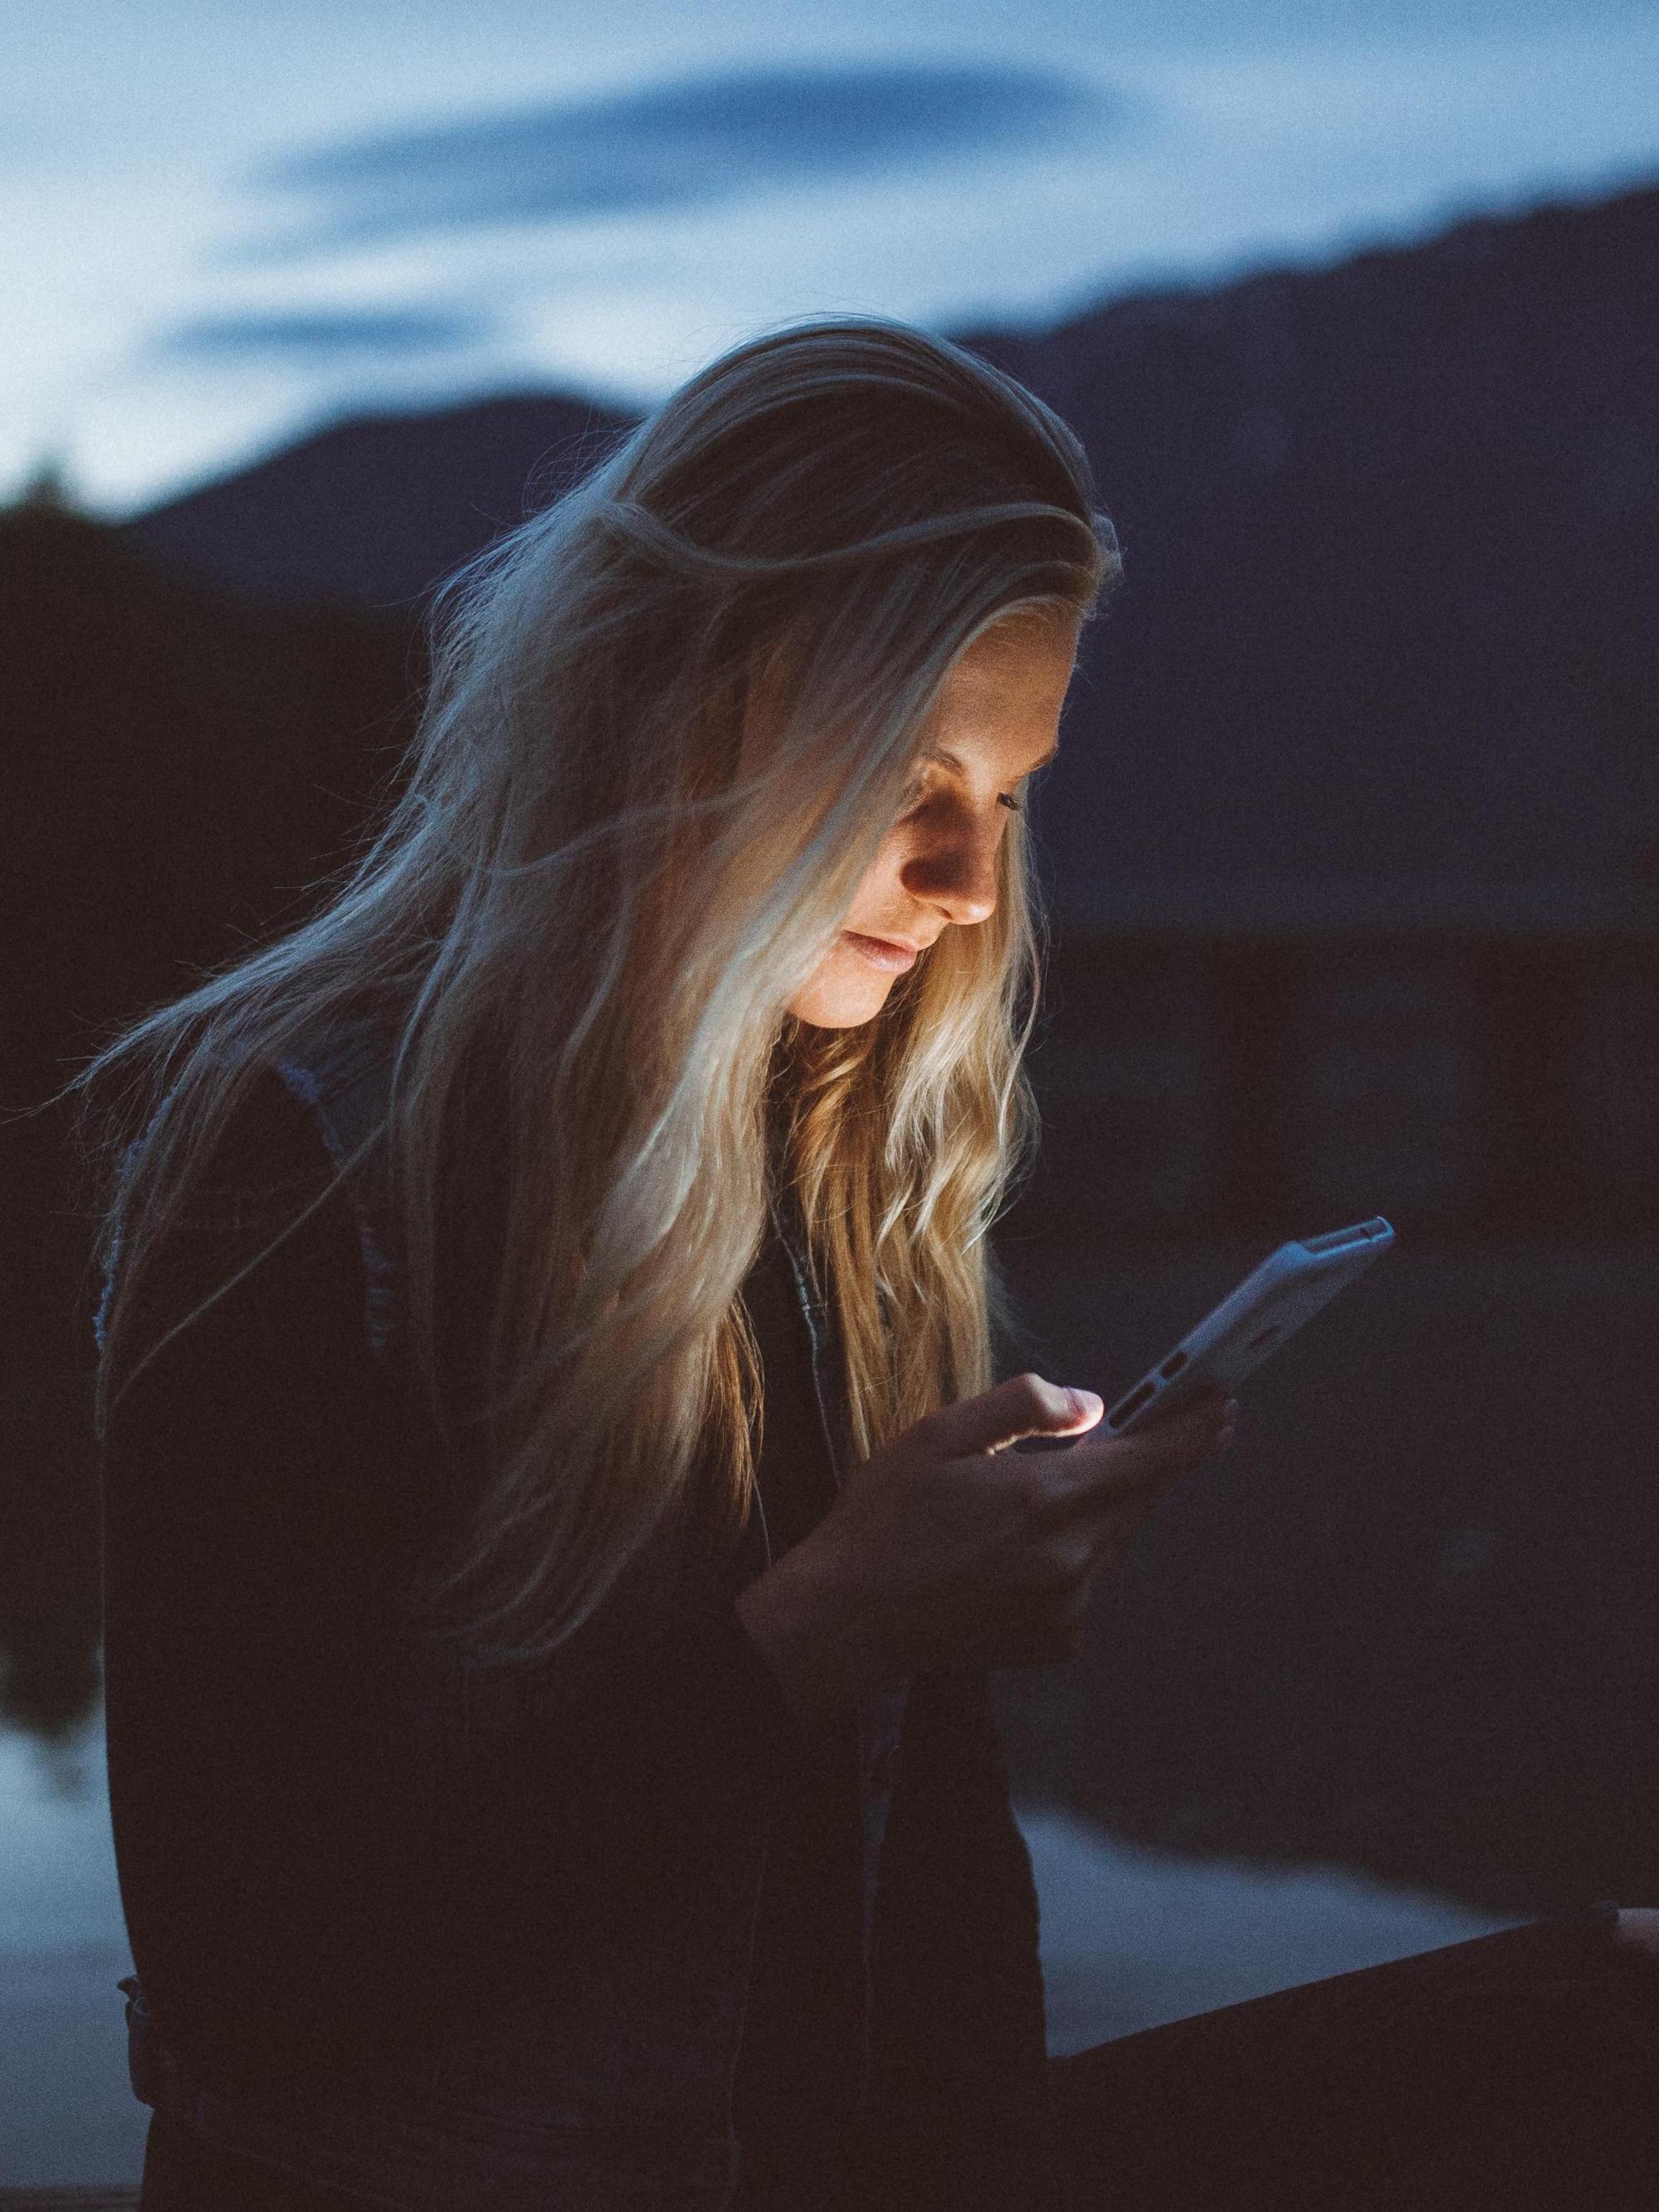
[100,1067,819,1843]
[100,1068,464,2049]
[100,1070,426,1758]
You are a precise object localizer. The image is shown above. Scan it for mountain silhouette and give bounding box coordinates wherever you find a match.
[121,177,1659,903]
[123,392,634,612]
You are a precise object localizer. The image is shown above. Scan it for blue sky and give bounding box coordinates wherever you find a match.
[9,0,1657,515]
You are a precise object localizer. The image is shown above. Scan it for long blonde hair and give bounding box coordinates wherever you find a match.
[71,316,1120,1672]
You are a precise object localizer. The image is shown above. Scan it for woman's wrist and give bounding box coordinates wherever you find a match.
[733,1547,887,1725]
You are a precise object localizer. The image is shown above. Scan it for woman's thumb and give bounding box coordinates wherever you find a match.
[934,1372,1103,1457]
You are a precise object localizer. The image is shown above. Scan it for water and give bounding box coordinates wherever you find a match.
[1,1719,142,2188]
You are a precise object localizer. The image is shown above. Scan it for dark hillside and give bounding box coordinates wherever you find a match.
[960,179,1659,897]
[122,392,634,611]
[118,180,1659,902]
[0,506,417,1736]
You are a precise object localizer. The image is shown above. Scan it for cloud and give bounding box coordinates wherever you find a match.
[153,305,495,363]
[243,60,1133,258]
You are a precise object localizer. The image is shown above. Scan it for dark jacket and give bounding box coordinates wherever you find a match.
[99,1010,1062,2209]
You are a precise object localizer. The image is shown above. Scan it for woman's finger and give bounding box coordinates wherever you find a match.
[1028,1389,1232,1523]
[924,1371,1104,1460]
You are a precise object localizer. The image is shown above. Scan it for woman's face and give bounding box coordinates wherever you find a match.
[787,607,1081,1030]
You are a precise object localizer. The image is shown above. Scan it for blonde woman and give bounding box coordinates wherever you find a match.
[80,319,1659,2212]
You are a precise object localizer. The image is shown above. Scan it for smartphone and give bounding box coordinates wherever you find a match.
[1014,1217,1395,1451]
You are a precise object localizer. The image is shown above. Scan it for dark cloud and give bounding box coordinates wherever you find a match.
[154,305,494,363]
[245,61,1131,256]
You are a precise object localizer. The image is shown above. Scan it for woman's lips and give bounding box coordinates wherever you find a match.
[842,931,918,972]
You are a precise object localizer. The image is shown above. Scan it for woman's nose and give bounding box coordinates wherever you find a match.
[900,822,999,926]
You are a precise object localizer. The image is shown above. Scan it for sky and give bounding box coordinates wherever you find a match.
[8,0,1658,518]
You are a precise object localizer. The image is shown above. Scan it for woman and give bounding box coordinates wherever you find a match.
[80,318,1659,2212]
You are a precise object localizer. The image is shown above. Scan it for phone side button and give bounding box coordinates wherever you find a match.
[1107,1380,1159,1430]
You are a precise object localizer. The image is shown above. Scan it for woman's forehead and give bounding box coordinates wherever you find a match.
[936,613,1078,719]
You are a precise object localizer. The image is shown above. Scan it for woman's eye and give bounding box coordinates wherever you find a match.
[897,781,1026,817]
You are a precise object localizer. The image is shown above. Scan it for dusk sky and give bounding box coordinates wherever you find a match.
[11,0,1658,516]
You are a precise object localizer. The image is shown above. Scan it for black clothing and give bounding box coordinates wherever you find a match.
[728,1218,866,2144]
[102,1045,1054,2210]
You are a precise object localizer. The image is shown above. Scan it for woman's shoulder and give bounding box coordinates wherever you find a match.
[154,1064,363,1269]
[190,1003,404,1251]
[97,1016,400,1393]
[267,1002,403,1157]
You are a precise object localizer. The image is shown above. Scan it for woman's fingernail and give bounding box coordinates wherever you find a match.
[1067,1386,1102,1419]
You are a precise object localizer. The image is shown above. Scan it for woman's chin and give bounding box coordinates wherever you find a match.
[786,953,896,1028]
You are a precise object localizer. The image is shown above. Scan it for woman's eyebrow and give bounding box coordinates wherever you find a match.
[920,742,1059,776]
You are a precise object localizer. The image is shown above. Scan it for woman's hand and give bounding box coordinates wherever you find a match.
[734,1371,1236,1724]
